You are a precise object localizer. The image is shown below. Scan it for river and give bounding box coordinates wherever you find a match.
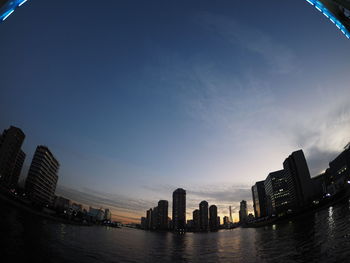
[1,198,350,262]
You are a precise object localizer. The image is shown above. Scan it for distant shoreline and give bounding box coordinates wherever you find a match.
[2,185,350,232]
[0,187,90,226]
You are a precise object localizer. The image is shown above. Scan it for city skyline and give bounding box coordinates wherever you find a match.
[2,124,349,225]
[1,0,350,223]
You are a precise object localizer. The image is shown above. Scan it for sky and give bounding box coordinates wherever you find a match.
[1,0,350,223]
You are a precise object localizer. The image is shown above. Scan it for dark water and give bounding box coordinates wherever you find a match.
[1,199,350,263]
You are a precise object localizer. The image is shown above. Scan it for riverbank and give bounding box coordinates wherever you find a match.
[246,186,350,228]
[0,187,91,226]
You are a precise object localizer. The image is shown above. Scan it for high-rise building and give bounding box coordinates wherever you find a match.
[146,208,152,230]
[330,143,350,179]
[141,217,147,229]
[104,208,112,221]
[172,188,186,232]
[223,216,229,228]
[88,207,104,221]
[71,203,83,213]
[209,205,218,231]
[0,126,25,188]
[193,209,200,232]
[325,143,350,195]
[158,200,168,230]
[239,200,247,224]
[168,217,172,230]
[264,170,290,217]
[199,200,209,232]
[247,213,255,222]
[229,205,233,222]
[252,180,267,218]
[25,146,59,205]
[53,196,71,212]
[10,149,25,188]
[151,206,159,230]
[283,150,313,211]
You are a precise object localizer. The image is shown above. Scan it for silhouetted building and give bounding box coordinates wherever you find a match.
[252,180,267,218]
[193,209,200,232]
[168,217,172,230]
[187,219,194,229]
[311,171,327,200]
[172,188,186,232]
[10,149,25,188]
[89,207,104,221]
[217,216,220,227]
[223,216,229,228]
[104,209,112,221]
[53,196,71,212]
[151,206,159,230]
[209,205,218,231]
[229,205,234,223]
[325,143,350,196]
[283,150,313,212]
[146,208,152,230]
[330,143,350,179]
[199,200,209,232]
[25,146,59,205]
[264,170,290,217]
[158,200,168,230]
[239,200,248,224]
[0,126,25,188]
[71,203,83,213]
[247,213,255,223]
[141,217,146,229]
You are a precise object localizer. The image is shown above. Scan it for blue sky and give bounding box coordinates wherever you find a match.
[1,0,350,222]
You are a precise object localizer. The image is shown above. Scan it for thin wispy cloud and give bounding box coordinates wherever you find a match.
[3,2,350,225]
[123,11,350,222]
[290,101,350,176]
[56,183,255,223]
[194,12,295,74]
[186,185,254,218]
[56,185,155,223]
[141,183,254,219]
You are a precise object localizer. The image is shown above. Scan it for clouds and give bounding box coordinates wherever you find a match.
[291,101,350,176]
[141,183,254,220]
[194,12,295,74]
[56,185,155,223]
[142,9,350,182]
[4,3,350,225]
[156,13,350,183]
[143,13,297,148]
[186,185,254,218]
[49,10,350,223]
[56,183,254,223]
[188,185,252,203]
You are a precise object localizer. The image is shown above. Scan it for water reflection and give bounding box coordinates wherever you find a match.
[171,233,188,262]
[60,223,66,240]
[327,206,335,238]
[2,199,350,263]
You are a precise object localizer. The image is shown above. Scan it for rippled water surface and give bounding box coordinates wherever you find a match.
[1,199,350,263]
